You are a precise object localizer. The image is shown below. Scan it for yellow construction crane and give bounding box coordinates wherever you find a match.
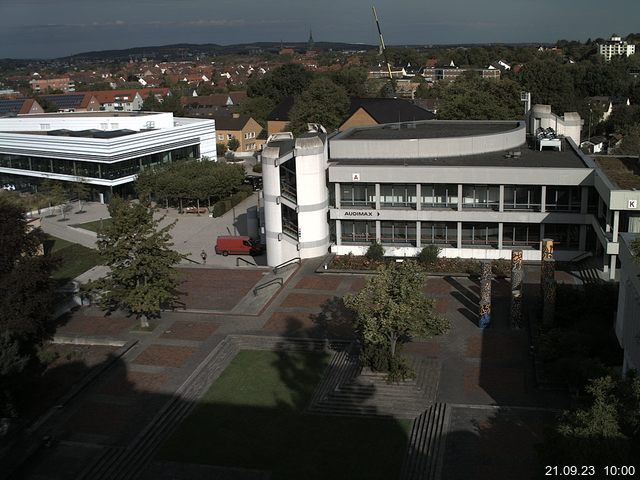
[372,5,395,96]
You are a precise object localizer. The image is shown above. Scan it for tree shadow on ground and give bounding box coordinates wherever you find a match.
[444,276,480,326]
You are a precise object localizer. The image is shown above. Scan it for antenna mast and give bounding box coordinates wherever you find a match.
[372,5,395,93]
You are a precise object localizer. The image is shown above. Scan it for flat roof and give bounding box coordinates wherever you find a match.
[17,111,162,118]
[595,156,640,189]
[337,121,521,140]
[0,128,144,138]
[330,138,588,169]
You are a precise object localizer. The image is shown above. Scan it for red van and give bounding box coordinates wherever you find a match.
[214,236,263,256]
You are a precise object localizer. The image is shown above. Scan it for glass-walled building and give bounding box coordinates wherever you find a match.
[0,111,216,201]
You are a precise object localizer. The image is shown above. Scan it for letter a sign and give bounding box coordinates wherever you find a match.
[352,173,360,182]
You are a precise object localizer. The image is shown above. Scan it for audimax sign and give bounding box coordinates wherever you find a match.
[343,211,381,217]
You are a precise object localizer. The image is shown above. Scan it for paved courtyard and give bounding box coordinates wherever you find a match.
[13,259,577,479]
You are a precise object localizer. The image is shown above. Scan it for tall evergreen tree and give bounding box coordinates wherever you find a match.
[91,198,185,328]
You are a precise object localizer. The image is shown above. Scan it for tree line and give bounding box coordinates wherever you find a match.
[136,159,246,211]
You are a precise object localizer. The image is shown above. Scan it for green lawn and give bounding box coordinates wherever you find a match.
[160,350,411,480]
[72,218,112,233]
[44,236,101,283]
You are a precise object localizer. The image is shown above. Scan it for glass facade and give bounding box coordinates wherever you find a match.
[380,221,416,245]
[282,204,298,239]
[461,223,499,247]
[280,159,297,202]
[380,184,416,208]
[0,144,199,182]
[462,185,500,210]
[421,222,457,246]
[340,183,376,208]
[504,185,542,211]
[421,184,458,209]
[543,224,580,250]
[545,186,582,212]
[502,223,540,248]
[341,220,376,244]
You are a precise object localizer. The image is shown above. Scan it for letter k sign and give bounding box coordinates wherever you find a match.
[629,199,638,209]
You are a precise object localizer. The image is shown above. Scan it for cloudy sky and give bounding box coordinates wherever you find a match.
[0,0,638,59]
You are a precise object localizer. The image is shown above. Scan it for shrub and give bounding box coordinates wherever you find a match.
[365,241,384,262]
[212,191,252,218]
[252,163,262,173]
[417,245,441,266]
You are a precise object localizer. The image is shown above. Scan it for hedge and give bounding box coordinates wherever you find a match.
[212,191,252,217]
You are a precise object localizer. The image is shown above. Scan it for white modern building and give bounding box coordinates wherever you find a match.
[261,106,640,279]
[0,111,216,201]
[598,34,636,62]
[615,233,640,374]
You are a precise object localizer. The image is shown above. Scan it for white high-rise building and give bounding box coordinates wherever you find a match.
[598,34,636,62]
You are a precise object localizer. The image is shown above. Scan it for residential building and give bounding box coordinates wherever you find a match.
[29,77,75,93]
[213,114,264,153]
[181,92,247,117]
[0,111,216,201]
[0,98,44,117]
[598,34,636,62]
[260,106,640,281]
[39,93,101,112]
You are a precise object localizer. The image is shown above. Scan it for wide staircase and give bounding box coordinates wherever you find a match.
[399,403,450,480]
[307,352,440,419]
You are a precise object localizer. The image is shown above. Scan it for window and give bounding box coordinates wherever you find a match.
[40,124,50,130]
[280,159,297,202]
[461,223,499,247]
[502,223,540,248]
[100,123,108,130]
[281,205,298,239]
[218,135,224,141]
[504,185,541,211]
[421,184,458,209]
[380,221,416,245]
[227,134,233,140]
[341,221,376,244]
[380,184,416,208]
[543,224,580,250]
[462,185,499,209]
[421,222,457,246]
[340,183,375,208]
[546,187,581,212]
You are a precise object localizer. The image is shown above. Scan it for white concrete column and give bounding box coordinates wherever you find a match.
[335,219,342,245]
[609,254,616,280]
[375,183,380,210]
[376,220,381,243]
[457,221,462,249]
[499,185,505,212]
[415,183,421,211]
[334,183,341,209]
[540,186,546,213]
[498,222,503,250]
[457,184,463,211]
[416,221,421,248]
[612,210,620,242]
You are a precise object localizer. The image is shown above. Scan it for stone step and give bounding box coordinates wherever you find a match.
[400,403,449,480]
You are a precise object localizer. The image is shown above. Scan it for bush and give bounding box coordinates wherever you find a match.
[212,191,252,218]
[252,163,262,173]
[417,245,441,266]
[365,241,384,262]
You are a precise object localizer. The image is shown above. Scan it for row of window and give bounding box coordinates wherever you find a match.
[0,145,199,180]
[339,220,580,249]
[338,183,593,212]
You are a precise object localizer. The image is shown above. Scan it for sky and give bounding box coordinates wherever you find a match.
[0,0,639,59]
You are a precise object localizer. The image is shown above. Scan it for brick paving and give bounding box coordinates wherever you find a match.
[17,259,577,480]
[132,345,198,369]
[160,320,219,341]
[57,312,136,336]
[295,274,344,291]
[175,268,264,311]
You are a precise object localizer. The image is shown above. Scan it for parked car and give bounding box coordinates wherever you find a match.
[214,236,264,256]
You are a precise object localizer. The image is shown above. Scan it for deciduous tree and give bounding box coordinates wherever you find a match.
[91,198,185,328]
[344,262,449,379]
[288,77,350,134]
